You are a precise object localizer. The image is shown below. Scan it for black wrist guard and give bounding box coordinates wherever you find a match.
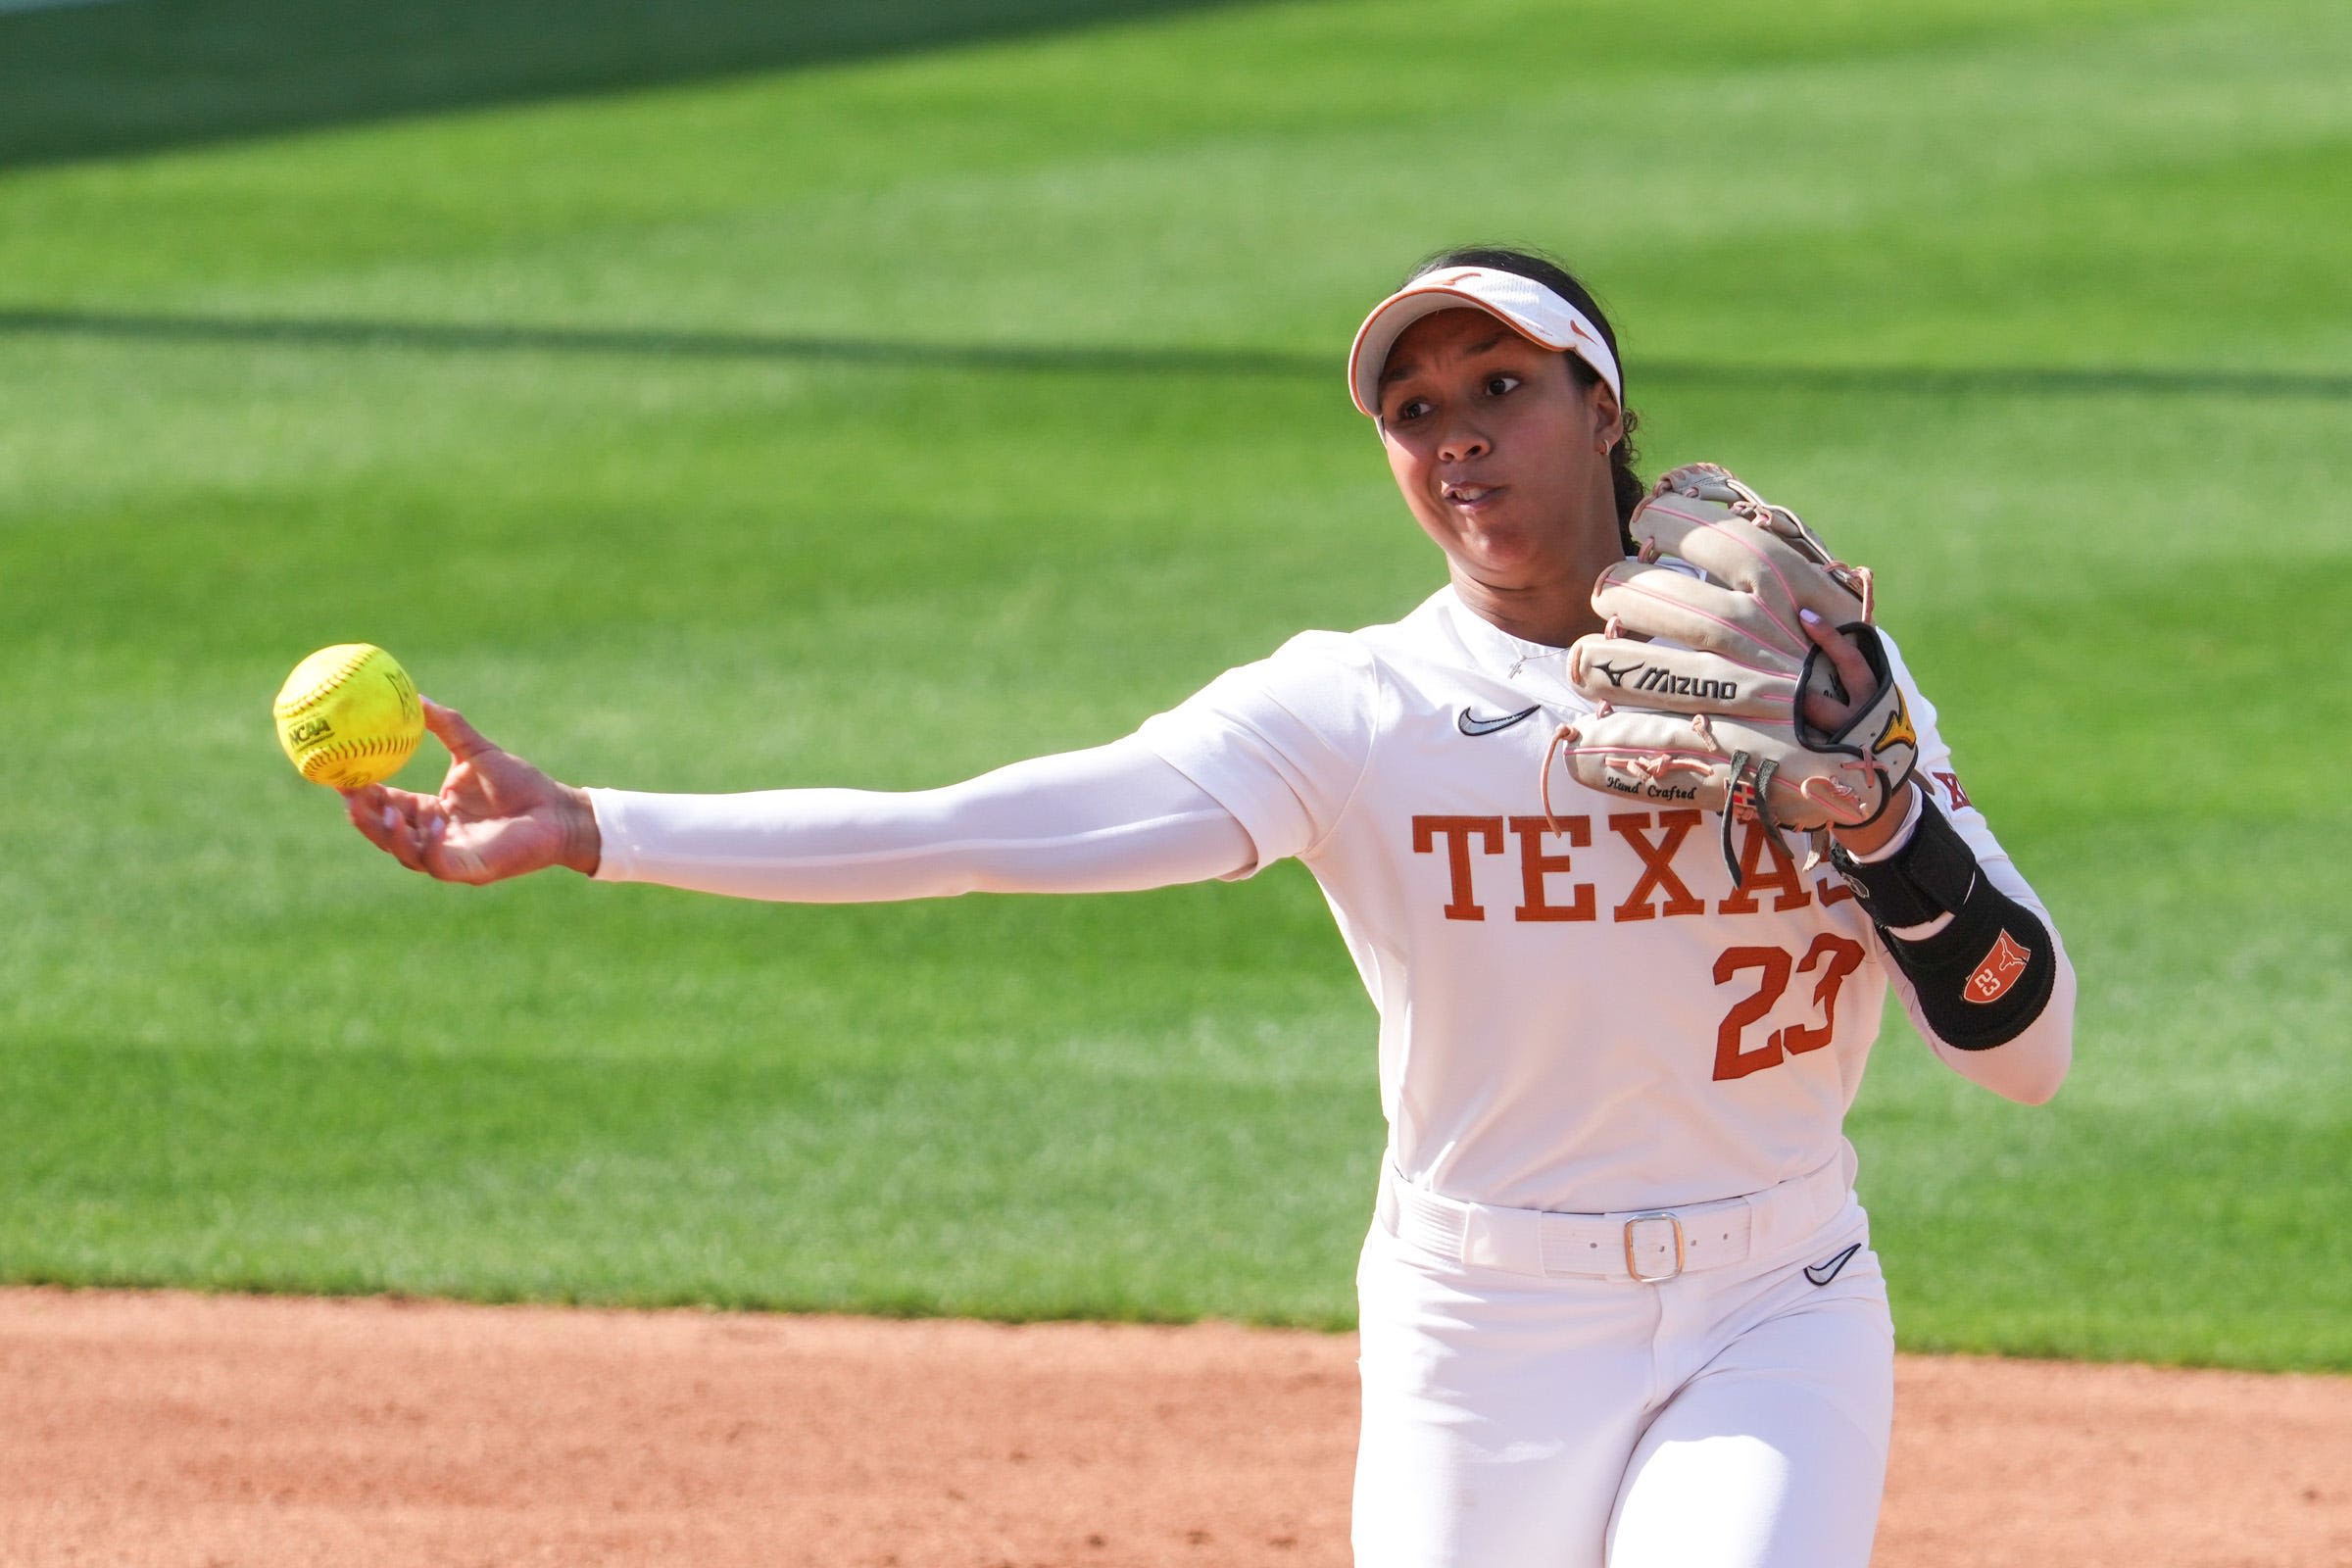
[1831,799,2057,1051]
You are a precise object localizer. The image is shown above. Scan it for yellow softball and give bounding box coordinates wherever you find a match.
[272,643,425,790]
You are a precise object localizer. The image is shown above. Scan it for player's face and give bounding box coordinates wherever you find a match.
[1375,308,1624,606]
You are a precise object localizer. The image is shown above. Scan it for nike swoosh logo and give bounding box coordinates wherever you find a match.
[1803,1243,1862,1288]
[1457,705,1541,737]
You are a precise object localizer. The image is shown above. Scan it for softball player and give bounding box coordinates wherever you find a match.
[348,245,2075,1568]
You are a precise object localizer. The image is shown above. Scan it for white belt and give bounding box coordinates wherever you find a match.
[1376,1154,1852,1284]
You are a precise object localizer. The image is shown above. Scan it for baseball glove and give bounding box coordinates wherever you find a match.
[1544,464,1919,884]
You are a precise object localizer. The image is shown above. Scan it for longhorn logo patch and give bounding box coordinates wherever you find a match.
[1965,930,2034,1004]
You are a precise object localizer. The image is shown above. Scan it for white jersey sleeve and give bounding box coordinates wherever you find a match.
[1876,639,2076,1104]
[583,631,1382,903]
[1129,631,1382,870]
[587,735,1255,901]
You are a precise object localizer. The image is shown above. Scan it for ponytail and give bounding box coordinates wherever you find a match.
[1605,401,1645,553]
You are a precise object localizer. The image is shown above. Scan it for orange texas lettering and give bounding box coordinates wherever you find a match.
[1410,812,1850,925]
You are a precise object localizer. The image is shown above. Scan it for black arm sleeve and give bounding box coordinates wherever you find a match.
[1829,797,2059,1051]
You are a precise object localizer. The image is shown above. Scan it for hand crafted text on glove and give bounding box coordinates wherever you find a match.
[1544,464,1920,884]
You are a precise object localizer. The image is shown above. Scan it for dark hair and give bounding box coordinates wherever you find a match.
[1406,244,1644,550]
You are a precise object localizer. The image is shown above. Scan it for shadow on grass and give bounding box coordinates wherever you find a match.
[0,0,1263,171]
[3,306,2349,402]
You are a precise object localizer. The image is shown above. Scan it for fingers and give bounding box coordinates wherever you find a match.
[1798,609,1876,731]
[342,786,508,883]
[338,702,562,887]
[344,784,434,872]
[1799,607,1873,685]
[420,697,499,763]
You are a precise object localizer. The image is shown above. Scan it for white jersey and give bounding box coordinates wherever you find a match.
[590,583,2070,1218]
[1136,585,2066,1214]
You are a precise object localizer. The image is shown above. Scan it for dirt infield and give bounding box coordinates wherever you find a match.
[2,1289,2345,1567]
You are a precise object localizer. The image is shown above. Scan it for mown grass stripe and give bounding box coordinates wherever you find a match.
[5,307,2347,402]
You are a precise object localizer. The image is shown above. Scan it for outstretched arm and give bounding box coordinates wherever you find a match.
[342,700,1257,899]
[586,737,1255,900]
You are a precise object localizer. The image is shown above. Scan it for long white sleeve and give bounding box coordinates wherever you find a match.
[1883,843,2077,1105]
[584,735,1257,902]
[1873,644,2076,1105]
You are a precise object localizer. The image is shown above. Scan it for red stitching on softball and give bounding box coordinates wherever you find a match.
[279,648,377,717]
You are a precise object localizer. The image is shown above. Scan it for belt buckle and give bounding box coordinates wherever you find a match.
[1624,1213,1685,1283]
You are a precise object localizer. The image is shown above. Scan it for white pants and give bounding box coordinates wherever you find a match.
[1352,1183,1893,1568]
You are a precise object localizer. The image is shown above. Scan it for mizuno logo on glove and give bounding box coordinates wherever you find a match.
[1634,666,1739,702]
[1586,661,1739,703]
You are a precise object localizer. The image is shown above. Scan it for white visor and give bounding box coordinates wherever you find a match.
[1348,266,1623,418]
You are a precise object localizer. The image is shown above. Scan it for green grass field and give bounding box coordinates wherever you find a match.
[3,0,2346,1369]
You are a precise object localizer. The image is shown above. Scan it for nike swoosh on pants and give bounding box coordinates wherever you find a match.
[1803,1243,1863,1287]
